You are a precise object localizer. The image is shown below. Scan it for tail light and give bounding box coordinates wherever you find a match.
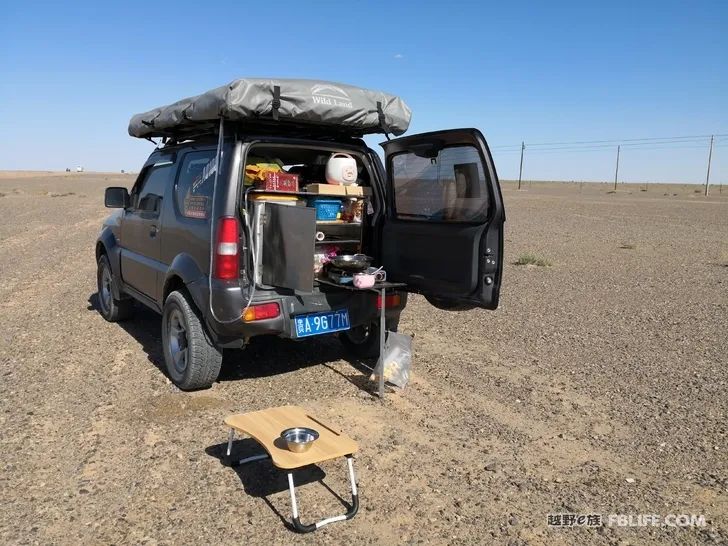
[243,302,281,322]
[377,293,401,310]
[213,216,240,280]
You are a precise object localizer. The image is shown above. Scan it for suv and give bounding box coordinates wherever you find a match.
[97,126,504,390]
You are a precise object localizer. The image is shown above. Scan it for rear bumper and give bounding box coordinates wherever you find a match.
[201,280,406,348]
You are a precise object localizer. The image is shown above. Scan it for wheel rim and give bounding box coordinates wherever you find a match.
[168,309,189,374]
[99,266,112,314]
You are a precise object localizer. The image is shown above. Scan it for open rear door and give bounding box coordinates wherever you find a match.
[381,128,505,310]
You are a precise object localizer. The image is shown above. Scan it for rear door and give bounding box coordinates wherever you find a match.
[119,160,174,300]
[381,128,504,310]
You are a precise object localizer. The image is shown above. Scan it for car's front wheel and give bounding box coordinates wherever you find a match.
[162,290,222,390]
[96,254,133,322]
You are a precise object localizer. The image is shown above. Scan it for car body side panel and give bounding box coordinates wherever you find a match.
[156,142,239,310]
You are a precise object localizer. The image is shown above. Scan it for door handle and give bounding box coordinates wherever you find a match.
[149,225,158,238]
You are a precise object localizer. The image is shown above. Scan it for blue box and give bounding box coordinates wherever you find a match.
[307,198,342,221]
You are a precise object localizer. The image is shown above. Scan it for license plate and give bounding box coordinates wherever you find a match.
[293,309,350,338]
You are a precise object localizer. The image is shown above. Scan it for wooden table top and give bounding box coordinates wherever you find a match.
[224,406,358,470]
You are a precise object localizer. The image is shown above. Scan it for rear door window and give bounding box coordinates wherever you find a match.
[391,145,490,222]
[175,151,217,219]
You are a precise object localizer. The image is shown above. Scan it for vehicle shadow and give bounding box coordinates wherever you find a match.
[87,294,377,393]
[88,294,167,374]
[204,438,352,530]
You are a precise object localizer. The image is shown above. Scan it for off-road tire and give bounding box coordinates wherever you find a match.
[339,318,399,359]
[96,254,133,322]
[162,290,222,390]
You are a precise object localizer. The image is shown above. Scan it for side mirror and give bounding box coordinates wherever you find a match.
[105,187,130,208]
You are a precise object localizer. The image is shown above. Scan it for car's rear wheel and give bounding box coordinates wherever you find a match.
[96,254,133,322]
[339,318,399,359]
[162,290,222,390]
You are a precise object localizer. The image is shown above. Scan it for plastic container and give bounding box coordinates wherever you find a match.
[307,198,342,221]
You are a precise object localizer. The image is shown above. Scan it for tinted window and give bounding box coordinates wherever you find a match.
[176,151,217,219]
[134,164,173,214]
[391,145,489,222]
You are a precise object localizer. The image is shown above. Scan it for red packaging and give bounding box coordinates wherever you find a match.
[256,171,299,192]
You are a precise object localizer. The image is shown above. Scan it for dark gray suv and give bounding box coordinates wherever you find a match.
[96,128,505,390]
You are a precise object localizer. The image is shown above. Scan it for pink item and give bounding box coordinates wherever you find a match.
[353,273,376,289]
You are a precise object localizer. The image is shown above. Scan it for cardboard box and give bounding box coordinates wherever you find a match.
[256,171,299,192]
[345,185,371,196]
[305,183,347,196]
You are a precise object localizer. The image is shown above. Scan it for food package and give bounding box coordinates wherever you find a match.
[244,162,282,185]
[341,198,364,223]
[313,245,341,276]
[256,171,299,192]
[370,331,412,389]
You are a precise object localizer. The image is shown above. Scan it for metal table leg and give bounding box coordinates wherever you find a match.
[225,428,270,467]
[288,455,359,533]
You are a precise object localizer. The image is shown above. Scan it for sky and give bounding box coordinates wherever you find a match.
[1,0,726,183]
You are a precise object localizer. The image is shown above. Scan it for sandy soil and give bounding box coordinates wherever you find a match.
[0,173,725,545]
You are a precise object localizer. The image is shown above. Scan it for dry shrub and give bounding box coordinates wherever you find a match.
[514,253,552,267]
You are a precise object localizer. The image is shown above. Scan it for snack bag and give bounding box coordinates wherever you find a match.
[370,331,412,389]
[244,162,282,185]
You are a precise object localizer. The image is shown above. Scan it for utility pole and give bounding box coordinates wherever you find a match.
[705,135,714,197]
[518,141,525,190]
[613,145,620,191]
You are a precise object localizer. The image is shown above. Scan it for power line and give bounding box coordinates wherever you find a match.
[489,133,728,151]
[493,143,724,154]
[492,132,726,186]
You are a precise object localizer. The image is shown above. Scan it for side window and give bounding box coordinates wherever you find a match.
[391,145,490,222]
[132,164,173,215]
[175,151,217,219]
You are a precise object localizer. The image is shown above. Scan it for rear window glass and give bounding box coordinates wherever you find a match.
[175,151,217,219]
[391,145,489,222]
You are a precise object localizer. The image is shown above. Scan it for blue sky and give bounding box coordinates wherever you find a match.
[1,0,726,183]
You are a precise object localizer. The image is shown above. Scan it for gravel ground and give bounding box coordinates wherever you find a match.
[0,173,726,545]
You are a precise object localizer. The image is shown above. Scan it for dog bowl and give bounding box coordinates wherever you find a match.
[281,427,319,453]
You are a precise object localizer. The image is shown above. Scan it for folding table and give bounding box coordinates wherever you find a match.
[223,405,359,533]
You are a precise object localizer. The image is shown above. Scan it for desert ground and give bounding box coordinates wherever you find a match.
[0,172,726,545]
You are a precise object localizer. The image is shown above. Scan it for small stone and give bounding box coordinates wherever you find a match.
[485,461,498,472]
[625,478,635,484]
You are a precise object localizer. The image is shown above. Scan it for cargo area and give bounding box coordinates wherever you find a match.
[241,144,375,294]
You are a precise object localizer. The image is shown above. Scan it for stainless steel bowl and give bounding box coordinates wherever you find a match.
[281,427,320,453]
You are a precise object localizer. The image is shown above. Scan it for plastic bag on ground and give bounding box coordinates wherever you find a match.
[370,331,412,389]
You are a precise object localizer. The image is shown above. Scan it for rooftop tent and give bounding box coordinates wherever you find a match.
[128,78,412,139]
